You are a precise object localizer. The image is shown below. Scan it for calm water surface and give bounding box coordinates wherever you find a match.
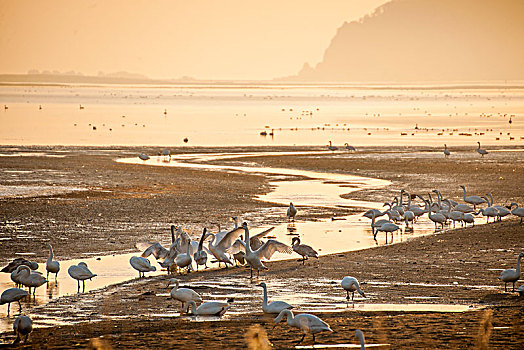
[1,84,523,146]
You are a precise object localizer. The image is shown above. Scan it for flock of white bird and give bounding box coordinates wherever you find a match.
[1,189,523,345]
[364,186,524,245]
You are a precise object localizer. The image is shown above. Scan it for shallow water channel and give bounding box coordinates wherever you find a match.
[0,151,472,333]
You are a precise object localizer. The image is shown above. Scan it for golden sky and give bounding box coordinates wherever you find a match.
[0,0,387,80]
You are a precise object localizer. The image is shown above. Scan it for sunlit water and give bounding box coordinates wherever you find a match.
[1,84,523,146]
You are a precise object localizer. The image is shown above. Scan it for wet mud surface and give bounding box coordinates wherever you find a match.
[0,145,523,348]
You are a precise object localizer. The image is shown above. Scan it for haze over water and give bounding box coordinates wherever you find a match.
[1,84,523,147]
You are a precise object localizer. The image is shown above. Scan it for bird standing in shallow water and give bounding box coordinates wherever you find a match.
[443,144,450,157]
[287,202,297,221]
[341,276,366,301]
[68,262,96,292]
[13,315,32,344]
[273,309,332,344]
[45,243,60,283]
[476,141,488,156]
[0,288,28,315]
[499,252,523,292]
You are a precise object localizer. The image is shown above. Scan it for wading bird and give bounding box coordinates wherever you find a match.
[257,282,293,314]
[68,262,96,292]
[341,276,366,301]
[274,310,332,344]
[129,256,156,278]
[499,252,523,292]
[45,243,60,283]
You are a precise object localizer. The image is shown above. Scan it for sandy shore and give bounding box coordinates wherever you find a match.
[0,145,523,348]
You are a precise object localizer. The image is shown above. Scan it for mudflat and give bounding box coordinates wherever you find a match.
[0,146,523,349]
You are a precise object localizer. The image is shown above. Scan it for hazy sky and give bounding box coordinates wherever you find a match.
[0,0,388,80]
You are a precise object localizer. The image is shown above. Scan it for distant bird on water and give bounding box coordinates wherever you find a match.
[138,153,150,161]
[345,143,356,151]
[444,144,450,157]
[476,142,488,156]
[287,202,297,221]
[328,141,338,151]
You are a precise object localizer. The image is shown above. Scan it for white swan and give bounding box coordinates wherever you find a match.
[478,196,499,223]
[443,199,464,228]
[168,278,202,308]
[138,153,150,161]
[510,202,524,223]
[206,226,244,267]
[16,265,47,296]
[248,227,276,251]
[345,143,356,151]
[453,203,475,214]
[369,211,391,237]
[242,222,292,278]
[1,258,38,273]
[193,228,208,270]
[0,288,28,315]
[45,243,60,282]
[363,209,386,219]
[291,237,318,264]
[68,262,96,292]
[287,202,297,221]
[486,193,510,221]
[274,309,333,344]
[176,237,193,273]
[374,222,400,243]
[443,144,450,157]
[13,315,32,344]
[129,256,156,278]
[341,276,366,301]
[459,185,486,209]
[355,329,366,350]
[183,299,233,316]
[462,213,475,226]
[425,196,446,231]
[476,141,488,156]
[327,141,338,151]
[499,252,523,292]
[257,282,293,314]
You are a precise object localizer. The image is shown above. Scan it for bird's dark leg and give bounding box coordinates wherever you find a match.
[7,303,10,315]
[346,291,350,301]
[513,282,516,292]
[250,267,253,279]
[312,334,316,344]
[295,334,306,344]
[504,282,507,292]
[83,281,86,293]
[352,291,355,301]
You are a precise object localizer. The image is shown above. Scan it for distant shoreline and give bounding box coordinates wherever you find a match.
[1,74,524,90]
